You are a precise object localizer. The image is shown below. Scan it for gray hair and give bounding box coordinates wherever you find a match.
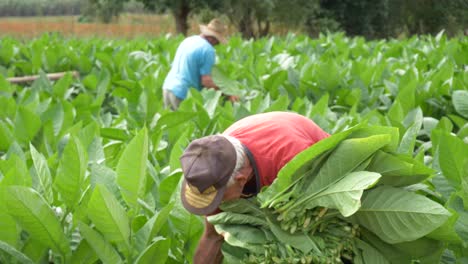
[222,135,246,187]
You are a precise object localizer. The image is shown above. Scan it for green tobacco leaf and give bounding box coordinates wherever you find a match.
[397,108,423,155]
[87,184,130,246]
[353,239,390,264]
[351,186,450,244]
[52,72,73,99]
[360,228,445,263]
[0,121,14,151]
[208,212,268,228]
[304,134,391,198]
[134,202,174,253]
[4,186,70,257]
[14,106,41,144]
[134,237,170,264]
[211,67,242,96]
[70,239,99,264]
[266,215,317,254]
[0,240,34,264]
[116,127,148,210]
[438,132,468,187]
[452,90,468,119]
[427,208,463,243]
[54,136,88,209]
[78,222,123,264]
[366,151,432,187]
[0,155,32,187]
[69,239,99,264]
[159,171,182,205]
[0,194,18,246]
[154,111,198,131]
[21,238,47,263]
[169,196,204,261]
[305,171,381,217]
[214,224,267,254]
[30,144,53,203]
[219,199,265,218]
[349,126,400,152]
[169,130,188,172]
[100,128,130,141]
[258,124,363,207]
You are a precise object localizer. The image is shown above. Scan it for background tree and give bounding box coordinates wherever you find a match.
[84,0,125,23]
[136,0,218,35]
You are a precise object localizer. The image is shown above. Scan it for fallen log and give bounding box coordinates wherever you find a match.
[6,71,80,84]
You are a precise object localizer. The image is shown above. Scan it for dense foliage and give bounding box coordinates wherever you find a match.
[0,33,466,263]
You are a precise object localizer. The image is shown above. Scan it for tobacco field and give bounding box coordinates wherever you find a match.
[0,32,467,263]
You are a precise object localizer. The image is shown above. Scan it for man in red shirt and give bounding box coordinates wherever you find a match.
[179,111,330,264]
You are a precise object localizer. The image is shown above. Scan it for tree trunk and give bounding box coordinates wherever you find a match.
[173,0,191,35]
[238,8,255,39]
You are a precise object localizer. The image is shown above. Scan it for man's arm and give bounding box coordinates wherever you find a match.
[201,74,219,90]
[194,217,224,264]
[201,74,239,102]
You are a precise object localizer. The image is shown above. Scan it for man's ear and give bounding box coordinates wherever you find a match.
[234,173,249,185]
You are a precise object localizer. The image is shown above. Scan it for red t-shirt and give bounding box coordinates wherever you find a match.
[223,111,329,188]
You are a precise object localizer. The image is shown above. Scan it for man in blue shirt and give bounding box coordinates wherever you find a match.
[163,19,236,110]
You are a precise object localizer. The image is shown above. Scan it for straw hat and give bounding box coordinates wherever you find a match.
[199,19,228,44]
[180,135,236,215]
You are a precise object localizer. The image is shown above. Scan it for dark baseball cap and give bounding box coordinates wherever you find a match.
[180,135,237,215]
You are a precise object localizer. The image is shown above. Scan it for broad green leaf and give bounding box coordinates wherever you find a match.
[154,111,198,131]
[351,186,450,244]
[14,106,41,144]
[169,131,188,172]
[212,67,242,96]
[116,127,148,210]
[452,90,468,119]
[208,212,268,228]
[78,222,123,264]
[169,194,204,261]
[219,199,266,218]
[397,108,423,155]
[0,121,14,151]
[134,237,170,264]
[4,186,70,256]
[428,208,463,243]
[214,224,267,254]
[30,144,53,203]
[21,238,47,263]
[438,132,468,187]
[0,240,34,264]
[258,124,363,207]
[52,72,73,99]
[134,202,174,252]
[70,240,99,264]
[41,102,64,137]
[0,188,18,249]
[265,214,317,254]
[87,184,130,245]
[361,228,445,263]
[100,128,130,141]
[349,126,400,152]
[54,136,88,209]
[353,239,390,264]
[366,151,432,186]
[0,155,32,187]
[159,171,182,205]
[303,134,391,198]
[305,171,381,217]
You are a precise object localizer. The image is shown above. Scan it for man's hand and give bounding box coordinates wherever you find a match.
[228,95,240,102]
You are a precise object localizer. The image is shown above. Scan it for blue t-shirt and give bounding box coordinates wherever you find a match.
[163,35,216,99]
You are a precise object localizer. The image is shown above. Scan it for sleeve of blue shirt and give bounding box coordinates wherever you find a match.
[199,47,215,76]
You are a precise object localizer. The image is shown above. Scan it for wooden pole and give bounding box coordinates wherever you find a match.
[6,71,80,84]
